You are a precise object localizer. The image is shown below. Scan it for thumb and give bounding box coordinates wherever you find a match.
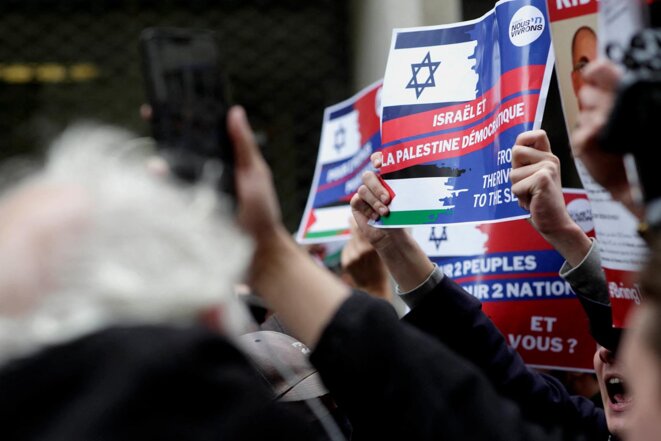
[371,152,383,169]
[351,204,372,234]
[350,216,373,249]
[227,105,261,169]
[583,59,622,91]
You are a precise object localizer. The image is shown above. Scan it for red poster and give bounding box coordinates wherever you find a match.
[416,190,597,370]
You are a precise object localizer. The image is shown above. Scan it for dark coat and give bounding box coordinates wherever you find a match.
[311,291,600,441]
[0,325,320,441]
[402,275,609,440]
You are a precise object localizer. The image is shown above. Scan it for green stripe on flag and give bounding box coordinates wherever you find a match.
[324,249,343,268]
[304,229,347,239]
[379,209,453,226]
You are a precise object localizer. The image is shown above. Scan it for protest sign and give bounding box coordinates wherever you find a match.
[297,81,382,243]
[375,0,554,227]
[413,189,597,370]
[546,0,647,327]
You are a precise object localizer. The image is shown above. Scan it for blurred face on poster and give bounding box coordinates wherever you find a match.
[570,26,597,104]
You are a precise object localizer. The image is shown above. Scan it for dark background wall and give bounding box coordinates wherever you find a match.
[0,0,351,231]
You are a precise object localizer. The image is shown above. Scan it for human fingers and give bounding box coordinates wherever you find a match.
[511,175,532,211]
[371,152,383,168]
[577,84,614,113]
[358,171,391,216]
[227,105,282,239]
[571,122,590,155]
[228,105,267,171]
[511,144,556,169]
[362,171,391,204]
[340,233,358,269]
[342,220,371,270]
[349,216,375,251]
[514,130,551,153]
[582,58,623,91]
[511,165,559,211]
[510,161,549,186]
[572,108,609,157]
[356,183,389,217]
[351,192,380,222]
[577,107,608,139]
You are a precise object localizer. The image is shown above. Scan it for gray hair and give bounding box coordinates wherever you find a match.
[0,124,253,364]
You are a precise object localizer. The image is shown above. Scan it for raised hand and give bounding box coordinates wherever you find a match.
[510,130,592,267]
[341,219,393,300]
[572,60,639,217]
[350,152,434,292]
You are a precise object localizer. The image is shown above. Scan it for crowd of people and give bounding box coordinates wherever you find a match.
[0,16,660,441]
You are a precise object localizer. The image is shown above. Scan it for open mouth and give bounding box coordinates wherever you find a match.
[605,376,631,408]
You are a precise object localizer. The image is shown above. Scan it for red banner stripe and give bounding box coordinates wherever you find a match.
[546,0,597,22]
[380,94,539,174]
[355,85,382,145]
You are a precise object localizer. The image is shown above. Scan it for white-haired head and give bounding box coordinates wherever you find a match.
[0,124,253,365]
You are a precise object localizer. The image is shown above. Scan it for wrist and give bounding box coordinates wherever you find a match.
[356,276,393,301]
[255,222,290,248]
[373,228,414,255]
[369,228,409,254]
[375,230,435,292]
[359,284,393,301]
[249,225,295,284]
[539,221,592,268]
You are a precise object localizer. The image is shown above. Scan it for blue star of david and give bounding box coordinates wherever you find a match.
[428,226,448,251]
[334,126,346,152]
[406,52,441,99]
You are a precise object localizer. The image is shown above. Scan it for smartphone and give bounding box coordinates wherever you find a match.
[139,27,235,199]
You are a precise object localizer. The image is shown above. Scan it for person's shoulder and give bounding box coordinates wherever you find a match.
[0,324,253,394]
[0,324,318,440]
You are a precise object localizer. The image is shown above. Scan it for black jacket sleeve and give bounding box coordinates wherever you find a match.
[559,240,622,352]
[401,276,608,440]
[311,292,592,441]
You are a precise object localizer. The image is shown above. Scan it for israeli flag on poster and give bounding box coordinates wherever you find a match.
[375,0,555,228]
[296,81,383,243]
